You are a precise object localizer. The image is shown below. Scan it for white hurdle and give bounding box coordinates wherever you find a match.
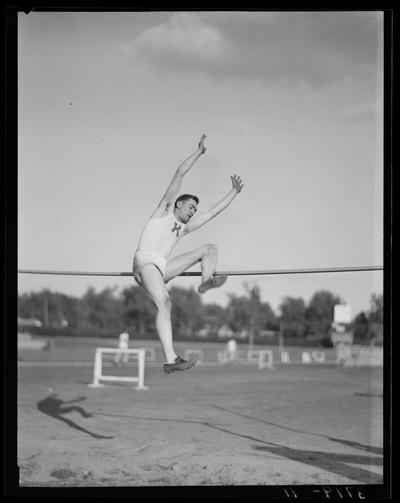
[302,351,312,363]
[246,349,274,369]
[257,350,274,370]
[89,348,148,390]
[311,350,326,363]
[280,351,290,363]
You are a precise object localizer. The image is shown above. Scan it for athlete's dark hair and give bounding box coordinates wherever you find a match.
[175,194,199,208]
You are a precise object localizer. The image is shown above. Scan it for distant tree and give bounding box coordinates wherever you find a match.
[352,311,370,341]
[46,292,82,328]
[18,289,80,328]
[226,293,252,332]
[79,286,123,331]
[306,290,343,337]
[120,285,155,337]
[53,291,80,327]
[279,297,307,338]
[18,290,49,325]
[203,303,228,333]
[226,284,277,346]
[170,286,204,337]
[368,294,383,324]
[367,293,384,342]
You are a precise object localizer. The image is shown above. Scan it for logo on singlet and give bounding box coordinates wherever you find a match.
[171,222,182,237]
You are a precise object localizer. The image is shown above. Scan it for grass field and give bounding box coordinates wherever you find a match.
[17,338,384,488]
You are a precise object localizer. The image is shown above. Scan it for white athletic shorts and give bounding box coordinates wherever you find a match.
[132,250,167,285]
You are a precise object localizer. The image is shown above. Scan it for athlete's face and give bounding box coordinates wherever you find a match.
[177,199,198,223]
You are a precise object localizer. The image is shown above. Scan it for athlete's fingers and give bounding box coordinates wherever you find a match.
[231,174,244,192]
[232,174,243,185]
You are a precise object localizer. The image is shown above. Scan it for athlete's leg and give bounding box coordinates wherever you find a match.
[164,243,218,284]
[140,264,177,364]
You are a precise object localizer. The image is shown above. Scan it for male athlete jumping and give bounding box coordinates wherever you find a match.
[133,135,244,373]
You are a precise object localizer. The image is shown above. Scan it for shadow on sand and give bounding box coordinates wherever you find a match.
[212,404,383,455]
[253,442,382,484]
[37,394,114,439]
[209,405,383,483]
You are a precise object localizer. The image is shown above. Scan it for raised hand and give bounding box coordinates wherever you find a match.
[197,134,207,155]
[231,174,244,193]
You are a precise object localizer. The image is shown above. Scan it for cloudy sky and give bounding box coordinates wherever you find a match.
[18,10,384,317]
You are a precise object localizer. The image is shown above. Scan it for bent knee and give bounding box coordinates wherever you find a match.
[155,294,172,312]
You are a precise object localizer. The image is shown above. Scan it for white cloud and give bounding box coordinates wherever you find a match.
[132,11,382,88]
[135,12,227,63]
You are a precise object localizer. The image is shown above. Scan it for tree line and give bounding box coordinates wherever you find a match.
[18,283,383,344]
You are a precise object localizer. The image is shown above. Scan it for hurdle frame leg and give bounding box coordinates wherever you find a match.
[136,351,146,390]
[88,348,105,387]
[258,350,274,370]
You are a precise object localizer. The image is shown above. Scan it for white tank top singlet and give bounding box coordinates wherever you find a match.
[137,213,186,259]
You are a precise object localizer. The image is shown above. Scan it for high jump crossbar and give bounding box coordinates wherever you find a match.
[18,266,383,277]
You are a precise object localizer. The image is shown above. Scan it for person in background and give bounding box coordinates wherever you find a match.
[113,332,130,366]
[227,338,238,361]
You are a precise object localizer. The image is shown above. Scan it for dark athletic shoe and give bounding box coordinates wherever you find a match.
[198,274,228,294]
[164,356,197,374]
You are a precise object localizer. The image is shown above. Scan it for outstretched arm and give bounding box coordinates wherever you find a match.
[184,174,244,234]
[152,135,207,217]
